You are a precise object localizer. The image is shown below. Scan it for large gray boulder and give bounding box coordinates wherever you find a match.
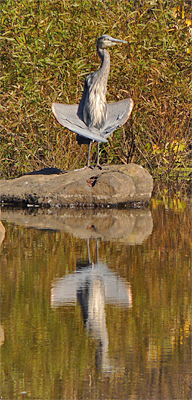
[0,164,153,208]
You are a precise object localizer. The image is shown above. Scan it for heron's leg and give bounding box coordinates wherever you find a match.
[87,141,92,168]
[96,142,100,165]
[87,238,90,263]
[96,239,99,263]
[96,142,102,170]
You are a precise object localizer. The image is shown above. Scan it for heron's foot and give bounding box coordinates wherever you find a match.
[96,164,103,170]
[88,165,94,170]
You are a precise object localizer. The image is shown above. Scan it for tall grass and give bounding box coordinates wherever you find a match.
[1,0,191,186]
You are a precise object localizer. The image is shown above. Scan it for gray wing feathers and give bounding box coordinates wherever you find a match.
[103,99,134,138]
[52,98,133,142]
[52,103,107,143]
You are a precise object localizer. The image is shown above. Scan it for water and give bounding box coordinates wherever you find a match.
[0,199,191,400]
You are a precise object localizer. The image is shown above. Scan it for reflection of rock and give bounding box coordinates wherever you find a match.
[0,221,5,246]
[1,208,153,244]
[0,325,4,347]
[0,164,153,207]
[0,208,5,246]
[65,209,153,245]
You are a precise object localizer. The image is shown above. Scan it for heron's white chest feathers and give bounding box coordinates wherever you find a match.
[83,78,107,129]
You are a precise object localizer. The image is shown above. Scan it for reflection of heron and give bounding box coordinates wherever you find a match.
[52,35,134,168]
[77,275,110,372]
[51,239,132,373]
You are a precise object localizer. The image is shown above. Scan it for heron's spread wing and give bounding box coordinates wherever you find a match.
[52,103,107,143]
[102,98,134,138]
[52,98,133,142]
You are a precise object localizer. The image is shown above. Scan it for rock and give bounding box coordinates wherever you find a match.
[0,208,153,245]
[0,164,153,208]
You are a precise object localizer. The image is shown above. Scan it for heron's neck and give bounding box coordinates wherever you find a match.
[97,47,110,85]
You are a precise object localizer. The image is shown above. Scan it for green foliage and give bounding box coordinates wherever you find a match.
[1,0,191,184]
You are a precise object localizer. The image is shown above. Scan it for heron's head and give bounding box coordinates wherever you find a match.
[97,35,127,50]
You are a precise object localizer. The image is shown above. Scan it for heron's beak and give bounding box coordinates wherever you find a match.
[110,38,127,45]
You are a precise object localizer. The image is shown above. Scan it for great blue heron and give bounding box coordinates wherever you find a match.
[52,35,133,168]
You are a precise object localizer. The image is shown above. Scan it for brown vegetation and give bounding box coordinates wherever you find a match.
[1,0,191,189]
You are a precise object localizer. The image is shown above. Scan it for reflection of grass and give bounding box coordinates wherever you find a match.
[1,0,191,187]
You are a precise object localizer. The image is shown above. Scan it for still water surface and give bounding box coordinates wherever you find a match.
[0,199,191,400]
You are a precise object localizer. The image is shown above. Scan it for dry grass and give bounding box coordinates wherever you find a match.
[1,0,191,188]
